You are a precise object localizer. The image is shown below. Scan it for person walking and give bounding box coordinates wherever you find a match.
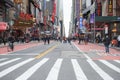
[7,35,14,51]
[67,37,71,44]
[117,34,120,47]
[78,34,81,44]
[103,35,111,53]
[46,35,50,44]
[43,35,47,45]
[84,35,89,45]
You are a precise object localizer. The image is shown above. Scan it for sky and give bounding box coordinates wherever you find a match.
[63,0,72,37]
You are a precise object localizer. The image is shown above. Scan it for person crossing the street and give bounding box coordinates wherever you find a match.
[7,34,15,51]
[103,35,111,54]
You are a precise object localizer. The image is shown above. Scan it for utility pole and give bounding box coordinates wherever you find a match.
[60,20,63,38]
[93,0,96,43]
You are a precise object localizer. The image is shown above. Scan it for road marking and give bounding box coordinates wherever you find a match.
[114,60,120,63]
[0,58,8,62]
[99,60,120,73]
[72,42,91,60]
[0,53,39,56]
[35,45,58,59]
[71,59,88,80]
[15,58,49,80]
[0,58,21,67]
[45,59,63,80]
[87,60,114,80]
[0,58,34,78]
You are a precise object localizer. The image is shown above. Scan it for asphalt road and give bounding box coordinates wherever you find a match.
[0,41,120,80]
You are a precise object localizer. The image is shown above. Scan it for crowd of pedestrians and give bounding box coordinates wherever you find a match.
[1,30,120,53]
[43,35,50,45]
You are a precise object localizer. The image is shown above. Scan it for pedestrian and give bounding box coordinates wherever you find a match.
[103,35,111,53]
[84,35,89,45]
[46,35,50,44]
[43,35,47,45]
[7,35,14,51]
[78,34,81,44]
[2,37,6,45]
[117,34,120,47]
[111,37,118,47]
[67,37,71,44]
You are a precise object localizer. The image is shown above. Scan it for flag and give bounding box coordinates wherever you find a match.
[52,0,56,23]
[43,0,46,10]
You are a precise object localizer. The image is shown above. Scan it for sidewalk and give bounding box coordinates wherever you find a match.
[0,41,43,54]
[73,41,120,54]
[98,43,120,51]
[0,41,40,48]
[73,41,120,60]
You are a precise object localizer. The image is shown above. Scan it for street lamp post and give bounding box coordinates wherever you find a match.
[59,20,63,38]
[93,12,96,43]
[92,0,96,43]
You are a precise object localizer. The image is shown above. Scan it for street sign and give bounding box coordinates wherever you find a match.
[79,17,83,29]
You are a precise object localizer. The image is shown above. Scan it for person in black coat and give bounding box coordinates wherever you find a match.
[43,35,47,45]
[103,36,111,53]
[46,35,50,44]
[7,35,14,51]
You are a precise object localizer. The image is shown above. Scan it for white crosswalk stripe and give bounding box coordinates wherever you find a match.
[0,58,8,62]
[0,58,21,67]
[99,60,120,73]
[0,58,119,80]
[15,58,49,80]
[114,60,120,64]
[71,59,88,80]
[0,58,34,78]
[45,59,63,80]
[87,59,114,80]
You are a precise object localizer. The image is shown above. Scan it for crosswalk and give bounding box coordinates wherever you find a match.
[0,58,120,80]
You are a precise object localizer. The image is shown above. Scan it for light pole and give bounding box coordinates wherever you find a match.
[92,0,96,43]
[93,12,96,43]
[59,20,63,38]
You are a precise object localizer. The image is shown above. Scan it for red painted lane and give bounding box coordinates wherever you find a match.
[74,41,120,54]
[73,41,120,60]
[93,56,120,60]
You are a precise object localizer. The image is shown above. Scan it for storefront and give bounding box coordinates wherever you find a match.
[0,22,8,32]
[95,16,120,39]
[0,0,14,21]
[0,0,15,40]
[13,12,34,29]
[0,22,8,43]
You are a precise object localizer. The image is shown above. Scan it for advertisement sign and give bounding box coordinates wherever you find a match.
[14,0,22,4]
[79,17,83,29]
[90,13,95,23]
[96,3,102,16]
[108,0,113,16]
[76,0,80,18]
[0,22,7,31]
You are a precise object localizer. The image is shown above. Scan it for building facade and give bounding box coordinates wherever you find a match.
[80,0,120,42]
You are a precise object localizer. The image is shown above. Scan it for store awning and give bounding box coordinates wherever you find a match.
[91,28,104,30]
[13,18,34,29]
[95,16,120,22]
[0,22,7,31]
[82,6,91,14]
[4,0,14,7]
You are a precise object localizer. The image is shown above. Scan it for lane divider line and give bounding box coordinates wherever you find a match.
[35,45,58,59]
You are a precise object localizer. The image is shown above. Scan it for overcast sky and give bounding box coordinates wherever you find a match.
[63,0,72,37]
